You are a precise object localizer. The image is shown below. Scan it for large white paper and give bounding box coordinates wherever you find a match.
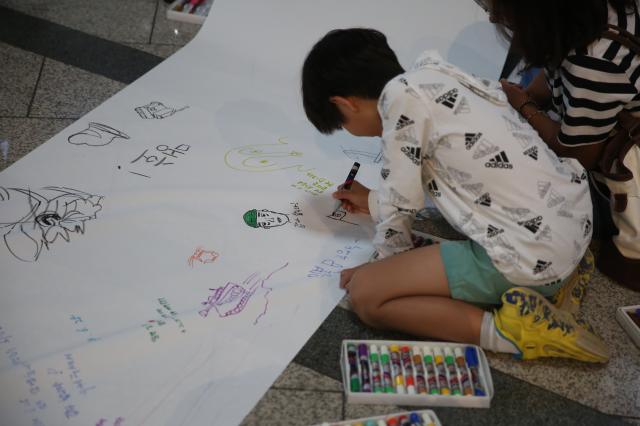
[0,1,507,425]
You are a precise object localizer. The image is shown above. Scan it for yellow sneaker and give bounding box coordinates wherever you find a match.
[551,248,595,315]
[495,286,609,363]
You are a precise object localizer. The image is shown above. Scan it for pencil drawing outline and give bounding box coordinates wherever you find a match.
[67,122,130,147]
[224,137,314,173]
[135,101,189,119]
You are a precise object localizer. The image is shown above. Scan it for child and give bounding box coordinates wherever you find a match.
[301,28,608,362]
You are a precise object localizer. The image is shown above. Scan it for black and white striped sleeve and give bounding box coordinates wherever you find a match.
[556,55,638,146]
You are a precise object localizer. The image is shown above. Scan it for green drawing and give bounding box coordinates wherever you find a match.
[243,209,290,229]
[224,137,313,173]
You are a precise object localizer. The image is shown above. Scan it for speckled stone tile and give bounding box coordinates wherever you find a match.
[0,117,73,171]
[1,0,157,44]
[0,42,42,117]
[29,59,125,119]
[344,403,404,422]
[487,269,640,417]
[124,43,183,59]
[239,389,342,426]
[623,418,640,425]
[151,0,202,45]
[272,362,343,392]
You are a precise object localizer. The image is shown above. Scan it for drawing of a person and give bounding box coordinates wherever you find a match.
[243,209,290,229]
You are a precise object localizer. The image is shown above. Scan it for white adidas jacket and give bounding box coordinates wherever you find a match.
[367,51,593,286]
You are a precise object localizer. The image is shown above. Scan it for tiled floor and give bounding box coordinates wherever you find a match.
[0,2,639,425]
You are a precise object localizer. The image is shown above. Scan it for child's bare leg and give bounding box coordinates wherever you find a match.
[343,244,484,343]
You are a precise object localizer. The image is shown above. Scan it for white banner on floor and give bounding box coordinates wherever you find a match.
[0,1,506,425]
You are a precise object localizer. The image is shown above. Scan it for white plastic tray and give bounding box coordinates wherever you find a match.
[616,305,640,349]
[341,339,493,408]
[315,409,442,426]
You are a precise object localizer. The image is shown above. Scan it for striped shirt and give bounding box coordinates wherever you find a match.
[545,3,640,146]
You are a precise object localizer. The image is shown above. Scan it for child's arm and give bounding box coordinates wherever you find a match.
[369,79,431,258]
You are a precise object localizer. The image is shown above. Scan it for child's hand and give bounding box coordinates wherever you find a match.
[332,180,370,215]
[339,265,360,289]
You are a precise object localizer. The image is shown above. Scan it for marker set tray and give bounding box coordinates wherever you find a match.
[341,340,494,408]
[317,409,442,426]
[617,305,640,348]
[166,0,214,24]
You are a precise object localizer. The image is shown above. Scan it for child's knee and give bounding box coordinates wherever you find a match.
[348,269,385,328]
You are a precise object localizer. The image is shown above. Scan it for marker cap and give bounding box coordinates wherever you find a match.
[412,346,422,357]
[387,418,399,426]
[410,413,422,425]
[390,344,400,352]
[454,346,464,359]
[433,347,444,362]
[377,420,387,426]
[444,347,454,365]
[422,346,434,363]
[381,345,391,363]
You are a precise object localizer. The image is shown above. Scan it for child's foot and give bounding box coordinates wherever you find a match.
[494,286,608,362]
[551,248,594,315]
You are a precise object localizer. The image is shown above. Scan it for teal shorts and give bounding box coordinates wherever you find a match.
[440,239,566,306]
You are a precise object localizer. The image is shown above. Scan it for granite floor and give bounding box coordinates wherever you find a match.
[0,2,638,425]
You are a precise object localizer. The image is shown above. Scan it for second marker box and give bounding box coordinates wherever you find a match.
[341,339,494,408]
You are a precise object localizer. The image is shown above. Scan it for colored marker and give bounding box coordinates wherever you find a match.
[376,420,387,426]
[421,412,436,426]
[444,347,461,395]
[358,343,372,392]
[422,346,439,394]
[369,344,384,393]
[412,346,428,394]
[465,346,486,396]
[398,415,411,426]
[334,161,360,211]
[389,344,405,394]
[455,347,473,396]
[380,346,394,393]
[409,412,424,426]
[347,343,360,392]
[433,347,450,395]
[387,418,399,426]
[365,421,377,426]
[400,346,416,394]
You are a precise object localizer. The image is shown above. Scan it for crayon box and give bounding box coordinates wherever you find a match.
[616,305,640,349]
[341,339,494,408]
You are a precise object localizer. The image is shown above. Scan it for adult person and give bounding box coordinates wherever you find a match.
[483,0,640,289]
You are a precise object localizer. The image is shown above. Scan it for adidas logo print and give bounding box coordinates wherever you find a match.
[485,151,513,169]
[395,127,418,144]
[570,171,587,184]
[523,146,538,160]
[537,181,551,199]
[401,146,422,165]
[472,140,499,159]
[513,132,533,148]
[395,206,417,214]
[546,189,565,208]
[381,168,390,180]
[462,182,484,196]
[535,225,552,242]
[405,86,420,99]
[435,88,458,109]
[533,260,552,275]
[454,96,470,114]
[385,228,400,239]
[502,206,531,221]
[582,217,592,238]
[518,215,543,234]
[486,224,504,238]
[465,133,482,150]
[503,116,527,132]
[428,179,441,197]
[396,115,414,130]
[419,83,444,100]
[474,192,491,207]
[399,77,409,86]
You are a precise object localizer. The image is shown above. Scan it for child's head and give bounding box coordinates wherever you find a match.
[302,28,404,135]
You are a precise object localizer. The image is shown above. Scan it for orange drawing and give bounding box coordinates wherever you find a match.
[188,247,219,267]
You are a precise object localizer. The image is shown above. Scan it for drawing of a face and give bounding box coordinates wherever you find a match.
[243,209,290,229]
[1,186,103,262]
[224,137,312,173]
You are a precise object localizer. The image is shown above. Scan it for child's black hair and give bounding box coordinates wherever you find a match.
[301,28,404,134]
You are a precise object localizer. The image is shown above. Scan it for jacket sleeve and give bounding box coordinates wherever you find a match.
[368,78,432,259]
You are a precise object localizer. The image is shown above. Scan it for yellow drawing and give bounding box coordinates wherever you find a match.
[224,137,313,173]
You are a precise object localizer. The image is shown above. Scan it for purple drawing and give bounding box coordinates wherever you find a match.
[68,122,130,147]
[199,263,289,325]
[1,186,103,262]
